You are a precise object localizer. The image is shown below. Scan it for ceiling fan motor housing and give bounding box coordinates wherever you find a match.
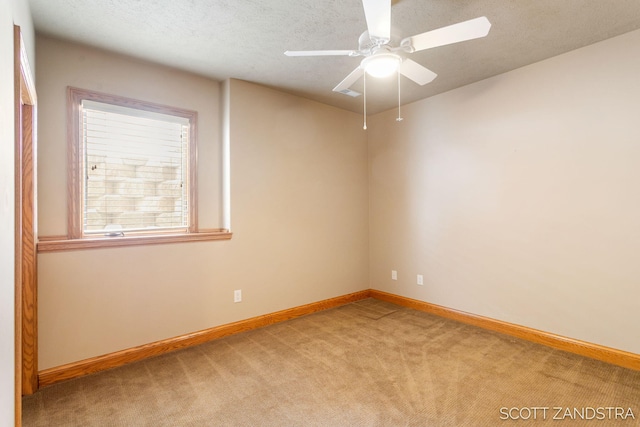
[358,30,384,53]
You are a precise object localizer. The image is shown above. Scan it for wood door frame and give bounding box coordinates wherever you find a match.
[13,24,23,427]
[14,24,38,426]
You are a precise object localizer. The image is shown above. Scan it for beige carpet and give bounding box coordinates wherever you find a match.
[23,299,640,426]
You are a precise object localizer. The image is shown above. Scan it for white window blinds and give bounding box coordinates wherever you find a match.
[82,100,190,234]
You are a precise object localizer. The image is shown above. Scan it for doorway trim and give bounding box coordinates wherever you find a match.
[14,24,38,426]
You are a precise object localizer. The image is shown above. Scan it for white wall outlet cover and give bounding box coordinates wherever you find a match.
[391,270,398,280]
[417,274,424,285]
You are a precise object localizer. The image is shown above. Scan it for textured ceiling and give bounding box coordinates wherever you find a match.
[28,0,640,115]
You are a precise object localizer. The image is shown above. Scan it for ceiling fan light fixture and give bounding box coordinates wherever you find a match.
[361,53,401,78]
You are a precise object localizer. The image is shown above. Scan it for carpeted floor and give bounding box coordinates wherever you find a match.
[23,298,640,426]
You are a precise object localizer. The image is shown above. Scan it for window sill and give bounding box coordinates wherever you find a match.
[37,229,232,252]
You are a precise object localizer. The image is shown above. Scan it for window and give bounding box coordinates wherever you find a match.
[82,99,192,234]
[71,87,197,236]
[38,87,231,251]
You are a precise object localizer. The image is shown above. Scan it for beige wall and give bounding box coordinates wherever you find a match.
[369,29,640,354]
[35,26,640,370]
[36,37,369,369]
[0,2,16,421]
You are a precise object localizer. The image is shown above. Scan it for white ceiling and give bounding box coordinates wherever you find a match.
[28,0,640,115]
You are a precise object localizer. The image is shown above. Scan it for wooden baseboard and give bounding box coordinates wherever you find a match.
[39,288,639,388]
[369,289,640,371]
[38,290,371,388]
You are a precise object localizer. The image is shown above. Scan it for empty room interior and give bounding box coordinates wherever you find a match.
[3,0,640,425]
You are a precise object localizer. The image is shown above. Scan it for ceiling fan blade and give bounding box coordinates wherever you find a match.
[362,0,391,42]
[284,50,355,57]
[333,67,365,95]
[402,16,491,52]
[399,59,437,85]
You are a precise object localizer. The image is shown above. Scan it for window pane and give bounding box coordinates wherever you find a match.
[82,101,190,234]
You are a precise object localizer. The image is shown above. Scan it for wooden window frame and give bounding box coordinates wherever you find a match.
[38,87,231,252]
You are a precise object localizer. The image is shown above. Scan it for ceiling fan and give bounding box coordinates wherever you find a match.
[284,0,491,97]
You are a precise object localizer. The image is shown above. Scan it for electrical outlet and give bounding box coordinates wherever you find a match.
[417,274,424,286]
[391,270,397,281]
[234,289,242,303]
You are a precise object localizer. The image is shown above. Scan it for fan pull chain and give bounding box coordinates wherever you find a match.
[363,72,367,130]
[397,71,403,122]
